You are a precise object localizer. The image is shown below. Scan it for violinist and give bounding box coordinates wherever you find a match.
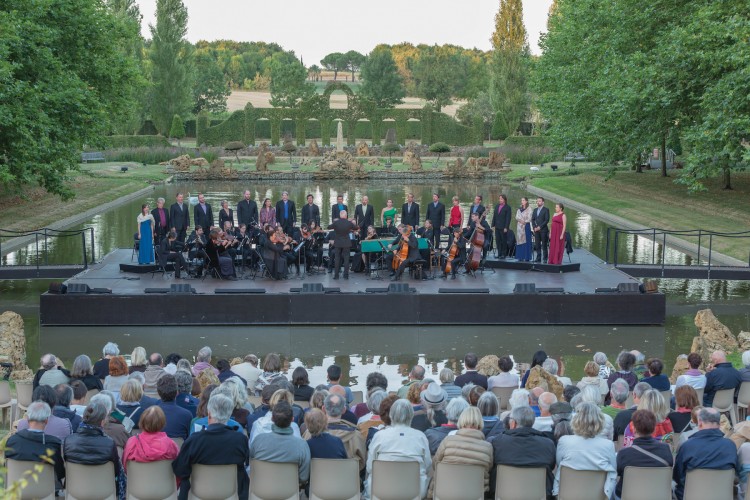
[464,212,492,258]
[206,229,236,279]
[441,227,467,280]
[235,223,254,270]
[359,225,379,272]
[385,224,419,281]
[220,220,240,263]
[416,220,434,262]
[275,225,300,275]
[260,225,287,280]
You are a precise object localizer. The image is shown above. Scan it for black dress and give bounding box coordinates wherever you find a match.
[294,384,314,402]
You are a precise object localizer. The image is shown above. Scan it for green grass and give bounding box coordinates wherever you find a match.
[530,170,750,261]
[503,161,610,181]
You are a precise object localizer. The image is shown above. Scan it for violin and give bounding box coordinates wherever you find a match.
[392,226,412,271]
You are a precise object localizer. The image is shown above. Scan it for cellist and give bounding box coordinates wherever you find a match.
[441,227,468,279]
[385,224,420,281]
[464,212,492,258]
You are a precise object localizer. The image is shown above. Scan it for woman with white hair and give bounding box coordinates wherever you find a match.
[477,391,503,439]
[90,392,130,449]
[622,389,673,447]
[740,351,750,382]
[553,402,616,498]
[576,384,613,440]
[412,383,448,432]
[365,399,432,500]
[356,389,387,438]
[94,342,120,379]
[70,354,103,391]
[425,397,469,455]
[594,352,611,379]
[427,407,493,498]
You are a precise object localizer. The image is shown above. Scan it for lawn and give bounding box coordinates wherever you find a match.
[530,170,750,261]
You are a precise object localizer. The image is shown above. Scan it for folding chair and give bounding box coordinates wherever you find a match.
[495,465,546,500]
[557,466,607,500]
[684,468,735,500]
[371,460,420,500]
[433,463,484,500]
[620,466,672,500]
[711,388,737,427]
[127,460,178,500]
[308,458,359,500]
[189,464,239,500]
[65,462,116,500]
[248,460,298,500]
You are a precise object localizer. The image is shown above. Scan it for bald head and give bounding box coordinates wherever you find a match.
[329,385,347,399]
[339,210,347,219]
[711,351,727,365]
[529,386,544,405]
[538,392,557,416]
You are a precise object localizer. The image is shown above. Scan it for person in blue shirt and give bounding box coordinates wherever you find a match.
[156,374,192,439]
[174,370,199,417]
[641,358,672,391]
[327,364,353,404]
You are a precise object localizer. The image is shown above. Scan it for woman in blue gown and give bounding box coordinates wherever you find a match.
[514,197,533,261]
[137,204,155,264]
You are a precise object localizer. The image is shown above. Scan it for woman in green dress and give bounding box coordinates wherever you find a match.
[381,199,398,227]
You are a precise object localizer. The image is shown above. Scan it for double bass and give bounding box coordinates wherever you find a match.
[444,228,462,275]
[392,226,412,271]
[465,214,486,272]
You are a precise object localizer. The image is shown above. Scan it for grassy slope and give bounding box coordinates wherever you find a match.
[531,170,750,261]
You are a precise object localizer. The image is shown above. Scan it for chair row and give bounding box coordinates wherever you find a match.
[6,457,738,500]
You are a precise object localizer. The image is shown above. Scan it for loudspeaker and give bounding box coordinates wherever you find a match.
[302,283,325,294]
[365,287,389,294]
[595,287,617,293]
[169,284,193,294]
[388,283,410,294]
[214,288,266,294]
[537,287,565,294]
[144,288,170,294]
[617,282,641,293]
[438,288,490,294]
[513,283,536,294]
[66,283,91,294]
[48,282,67,294]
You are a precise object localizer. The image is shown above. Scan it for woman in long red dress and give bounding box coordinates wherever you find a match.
[449,196,463,229]
[548,203,567,264]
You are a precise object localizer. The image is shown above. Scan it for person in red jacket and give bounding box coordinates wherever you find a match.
[122,406,179,471]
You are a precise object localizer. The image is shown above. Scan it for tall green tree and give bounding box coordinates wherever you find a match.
[359,48,405,108]
[412,47,463,112]
[343,50,365,81]
[0,0,141,199]
[149,0,193,134]
[489,0,530,139]
[192,52,230,114]
[320,52,346,80]
[269,53,315,108]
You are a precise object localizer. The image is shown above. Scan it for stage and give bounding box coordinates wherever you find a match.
[39,248,665,326]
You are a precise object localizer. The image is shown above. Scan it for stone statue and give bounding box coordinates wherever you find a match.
[336,121,344,153]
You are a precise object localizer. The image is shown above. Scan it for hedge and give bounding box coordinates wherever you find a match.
[105,135,170,148]
[502,136,549,148]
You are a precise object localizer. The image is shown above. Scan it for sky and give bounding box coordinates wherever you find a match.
[135,0,553,64]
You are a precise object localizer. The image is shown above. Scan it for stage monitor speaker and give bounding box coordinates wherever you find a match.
[365,288,389,294]
[169,284,193,294]
[144,288,170,294]
[438,288,490,294]
[67,283,91,294]
[388,283,410,294]
[48,282,67,294]
[324,287,341,294]
[595,287,617,293]
[302,283,325,294]
[90,288,112,294]
[617,282,641,294]
[214,288,266,294]
[513,283,536,294]
[537,287,565,294]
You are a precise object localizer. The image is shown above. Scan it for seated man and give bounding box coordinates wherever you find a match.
[703,350,742,406]
[440,227,467,279]
[6,401,66,483]
[385,225,420,281]
[173,394,250,499]
[673,407,738,500]
[249,401,311,486]
[463,212,492,258]
[156,374,193,439]
[313,393,365,470]
[159,231,187,278]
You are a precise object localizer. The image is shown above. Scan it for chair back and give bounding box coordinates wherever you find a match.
[557,466,607,500]
[351,391,364,405]
[0,380,11,406]
[711,388,737,426]
[494,465,546,500]
[491,387,516,411]
[433,463,484,500]
[248,460,299,500]
[621,466,672,500]
[6,459,55,500]
[737,381,750,409]
[65,462,116,500]
[371,460,420,500]
[309,458,359,500]
[171,437,184,449]
[694,387,704,404]
[127,460,178,500]
[188,464,239,500]
[659,390,672,403]
[684,468,735,500]
[16,381,34,410]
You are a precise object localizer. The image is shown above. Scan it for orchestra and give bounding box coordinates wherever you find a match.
[142,189,525,282]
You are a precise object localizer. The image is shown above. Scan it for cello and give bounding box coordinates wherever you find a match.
[444,227,462,275]
[392,225,412,271]
[465,213,486,272]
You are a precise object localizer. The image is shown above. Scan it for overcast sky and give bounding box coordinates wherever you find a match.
[135,0,553,64]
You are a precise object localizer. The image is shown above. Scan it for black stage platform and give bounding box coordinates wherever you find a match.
[40,248,665,326]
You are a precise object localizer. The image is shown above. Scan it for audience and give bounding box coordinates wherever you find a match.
[144,353,166,395]
[250,388,301,443]
[33,353,70,389]
[352,372,389,417]
[703,350,742,406]
[91,392,130,449]
[543,358,572,387]
[53,383,82,432]
[533,392,557,432]
[425,397,469,455]
[669,385,700,434]
[356,389,387,438]
[613,382,651,440]
[122,406,179,470]
[631,350,647,380]
[397,364,425,398]
[230,354,262,392]
[292,366,314,402]
[103,356,129,398]
[487,355,519,389]
[327,364,354,404]
[69,354,103,391]
[6,401,66,482]
[675,353,707,389]
[412,382,448,431]
[455,352,489,389]
[317,392,366,470]
[93,342,119,379]
[578,360,609,396]
[190,384,243,434]
[156,374,192,439]
[602,378,630,419]
[129,346,148,374]
[438,368,463,400]
[69,380,88,416]
[594,352,612,379]
[17,385,72,439]
[476,391,503,439]
[642,358,671,391]
[174,369,198,417]
[256,353,287,394]
[216,359,246,386]
[191,346,218,376]
[607,351,638,398]
[365,393,398,448]
[116,379,156,430]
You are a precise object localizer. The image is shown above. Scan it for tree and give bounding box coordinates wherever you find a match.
[412,47,462,112]
[192,52,230,114]
[149,0,193,134]
[489,0,530,141]
[359,48,405,108]
[428,142,451,165]
[320,52,346,80]
[308,64,322,81]
[0,0,142,199]
[344,50,365,81]
[269,53,315,108]
[281,135,297,165]
[457,91,495,140]
[169,115,185,144]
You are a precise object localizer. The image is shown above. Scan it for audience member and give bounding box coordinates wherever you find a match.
[740,351,750,382]
[669,385,701,433]
[594,352,612,379]
[397,365,426,398]
[563,385,580,403]
[216,359,246,386]
[550,401,574,442]
[678,406,704,446]
[174,369,198,417]
[328,385,359,425]
[543,358,572,387]
[156,374,192,439]
[673,408,738,500]
[103,356,129,398]
[17,385,72,439]
[326,364,354,404]
[256,353,287,394]
[477,391,503,439]
[144,353,166,395]
[173,394,250,499]
[487,356,519,389]
[631,350,647,380]
[352,372,389,417]
[436,368,461,400]
[230,354,262,392]
[607,351,638,399]
[50,384,81,434]
[521,350,548,387]
[623,389,673,447]
[91,391,130,449]
[129,346,148,374]
[6,401,66,482]
[642,358,671,391]
[412,382,448,431]
[116,379,154,430]
[69,380,88,416]
[529,387,544,416]
[602,378,630,419]
[190,384,243,434]
[675,353,707,389]
[250,388,301,443]
[292,366,314,402]
[577,384,614,440]
[613,382,651,440]
[533,392,557,432]
[191,346,218,376]
[425,397,468,455]
[70,354,103,391]
[33,353,70,389]
[220,377,251,427]
[122,406,179,470]
[455,353,489,389]
[365,393,398,448]
[304,408,347,460]
[93,342,119,379]
[703,350,742,406]
[356,389,387,438]
[315,393,366,470]
[365,399,432,499]
[578,361,609,396]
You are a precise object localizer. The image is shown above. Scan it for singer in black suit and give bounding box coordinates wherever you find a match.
[218,201,234,230]
[469,195,486,217]
[531,196,551,263]
[491,194,512,258]
[425,193,445,250]
[151,197,170,244]
[275,191,296,234]
[193,194,214,233]
[401,193,420,228]
[327,211,357,279]
[169,193,190,242]
[331,195,347,222]
[354,196,374,235]
[237,190,259,227]
[301,194,320,228]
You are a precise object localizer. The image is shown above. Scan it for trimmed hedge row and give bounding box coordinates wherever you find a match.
[106,135,171,148]
[502,136,549,148]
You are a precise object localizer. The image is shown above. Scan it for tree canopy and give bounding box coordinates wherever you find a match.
[359,48,405,108]
[269,52,315,108]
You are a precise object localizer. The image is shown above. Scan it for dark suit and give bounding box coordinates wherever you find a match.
[331,203,348,222]
[327,219,357,278]
[275,199,296,234]
[159,238,187,278]
[218,208,234,230]
[491,203,512,258]
[425,201,446,249]
[401,202,420,228]
[386,232,420,279]
[301,203,320,228]
[354,204,374,234]
[236,199,259,227]
[169,202,190,242]
[531,205,550,262]
[193,203,213,232]
[5,429,65,481]
[151,207,170,243]
[469,203,486,217]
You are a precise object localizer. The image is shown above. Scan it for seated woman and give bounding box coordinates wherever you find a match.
[122,406,179,470]
[189,384,243,434]
[63,401,127,500]
[205,229,236,279]
[622,389,673,447]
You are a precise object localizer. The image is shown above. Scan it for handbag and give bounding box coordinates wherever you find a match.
[121,405,140,433]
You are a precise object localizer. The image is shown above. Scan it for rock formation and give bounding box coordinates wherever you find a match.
[316,151,367,179]
[191,157,209,167]
[488,151,506,169]
[0,311,33,381]
[403,151,422,171]
[669,354,693,384]
[309,139,320,156]
[367,157,380,166]
[357,141,370,157]
[692,309,739,362]
[256,143,268,172]
[477,355,501,377]
[739,331,750,351]
[524,365,564,401]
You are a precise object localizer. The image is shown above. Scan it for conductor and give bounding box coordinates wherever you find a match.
[327,210,357,280]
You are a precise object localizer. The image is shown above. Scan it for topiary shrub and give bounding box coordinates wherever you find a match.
[281,134,297,166]
[224,141,246,162]
[169,115,186,145]
[428,142,451,165]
